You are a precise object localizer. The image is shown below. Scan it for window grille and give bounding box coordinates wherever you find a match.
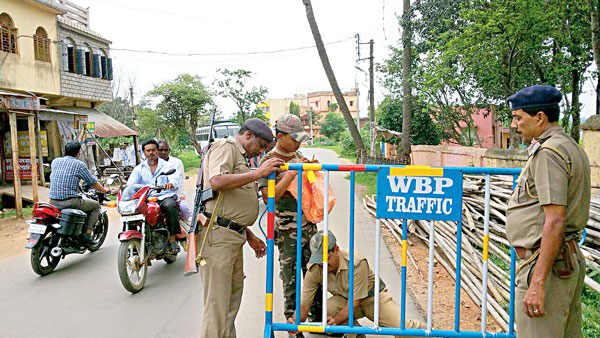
[34,27,50,62]
[1,13,18,54]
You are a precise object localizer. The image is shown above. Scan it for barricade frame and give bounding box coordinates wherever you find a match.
[264,164,521,338]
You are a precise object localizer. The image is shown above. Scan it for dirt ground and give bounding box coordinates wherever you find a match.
[0,215,30,263]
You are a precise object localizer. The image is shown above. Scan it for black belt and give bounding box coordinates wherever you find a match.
[204,213,247,234]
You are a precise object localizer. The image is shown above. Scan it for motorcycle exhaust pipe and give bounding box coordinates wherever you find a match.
[50,247,62,257]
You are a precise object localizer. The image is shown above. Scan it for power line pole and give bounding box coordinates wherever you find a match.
[356,34,376,156]
[130,86,141,164]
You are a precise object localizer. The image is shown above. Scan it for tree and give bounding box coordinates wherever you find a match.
[289,101,300,116]
[400,0,413,162]
[301,0,366,152]
[377,96,440,146]
[319,112,346,141]
[148,74,213,153]
[214,68,268,124]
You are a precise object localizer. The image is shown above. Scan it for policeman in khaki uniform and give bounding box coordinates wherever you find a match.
[199,118,284,338]
[287,230,426,338]
[506,85,591,338]
[258,114,322,332]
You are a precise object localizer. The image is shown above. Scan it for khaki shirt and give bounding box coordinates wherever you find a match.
[203,137,259,226]
[301,250,374,307]
[506,126,591,248]
[257,149,310,230]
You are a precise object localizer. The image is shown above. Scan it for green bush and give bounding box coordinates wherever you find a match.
[339,125,370,157]
[312,136,336,146]
[176,149,201,172]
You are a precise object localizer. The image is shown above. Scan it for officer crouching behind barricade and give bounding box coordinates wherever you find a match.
[197,118,284,338]
[506,85,591,338]
[287,230,426,338]
[258,114,323,335]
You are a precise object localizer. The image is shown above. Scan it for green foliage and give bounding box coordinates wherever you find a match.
[289,102,300,117]
[0,206,34,218]
[312,136,335,146]
[339,125,370,157]
[147,74,213,153]
[376,96,440,145]
[175,150,201,173]
[214,68,268,124]
[319,112,346,141]
[582,273,600,336]
[98,96,132,127]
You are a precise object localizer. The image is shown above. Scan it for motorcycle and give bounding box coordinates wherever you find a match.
[25,185,110,276]
[111,169,189,293]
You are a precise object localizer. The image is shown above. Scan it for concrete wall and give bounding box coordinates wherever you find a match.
[0,0,62,96]
[583,129,600,193]
[57,21,112,102]
[411,144,527,168]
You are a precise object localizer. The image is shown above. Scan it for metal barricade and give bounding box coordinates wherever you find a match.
[264,164,521,338]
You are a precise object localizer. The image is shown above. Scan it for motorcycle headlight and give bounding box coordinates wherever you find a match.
[118,199,139,215]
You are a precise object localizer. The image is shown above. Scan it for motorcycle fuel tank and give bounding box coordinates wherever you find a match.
[145,202,161,226]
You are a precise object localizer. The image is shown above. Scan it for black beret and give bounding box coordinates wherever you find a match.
[507,85,562,111]
[243,118,274,142]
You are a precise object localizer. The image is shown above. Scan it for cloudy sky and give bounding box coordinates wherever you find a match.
[72,0,597,119]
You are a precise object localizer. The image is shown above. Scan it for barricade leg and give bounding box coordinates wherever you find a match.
[264,173,276,338]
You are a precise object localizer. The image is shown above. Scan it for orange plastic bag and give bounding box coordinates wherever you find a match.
[286,171,335,224]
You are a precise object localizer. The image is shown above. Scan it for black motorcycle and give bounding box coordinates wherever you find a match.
[25,187,110,276]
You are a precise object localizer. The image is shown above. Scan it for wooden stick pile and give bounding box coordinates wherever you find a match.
[362,174,600,331]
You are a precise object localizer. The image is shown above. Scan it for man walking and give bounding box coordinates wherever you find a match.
[199,118,284,338]
[506,85,590,337]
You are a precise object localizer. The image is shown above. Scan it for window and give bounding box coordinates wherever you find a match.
[315,101,319,107]
[0,13,17,54]
[33,27,50,61]
[83,44,92,76]
[100,49,108,79]
[349,101,353,107]
[63,38,77,72]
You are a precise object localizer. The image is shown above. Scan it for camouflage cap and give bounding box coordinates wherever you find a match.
[276,114,310,143]
[308,230,337,265]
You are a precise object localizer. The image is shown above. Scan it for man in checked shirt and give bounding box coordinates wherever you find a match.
[48,142,114,245]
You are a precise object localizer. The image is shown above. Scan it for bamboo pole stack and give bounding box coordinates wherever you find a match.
[362,174,600,331]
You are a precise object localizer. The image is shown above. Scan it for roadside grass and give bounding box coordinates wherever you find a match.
[303,144,357,163]
[0,206,33,219]
[177,150,201,175]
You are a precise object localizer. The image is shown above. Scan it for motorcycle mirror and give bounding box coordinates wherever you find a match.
[161,168,176,176]
[106,178,114,185]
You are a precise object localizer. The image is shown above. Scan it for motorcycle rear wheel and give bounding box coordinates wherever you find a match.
[88,212,109,252]
[117,239,147,293]
[30,233,61,276]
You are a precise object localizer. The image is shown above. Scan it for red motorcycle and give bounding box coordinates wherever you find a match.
[110,169,188,293]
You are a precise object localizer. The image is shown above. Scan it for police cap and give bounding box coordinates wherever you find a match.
[507,85,562,111]
[242,118,274,143]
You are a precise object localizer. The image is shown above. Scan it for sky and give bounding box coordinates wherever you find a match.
[71,0,597,120]
[70,0,401,120]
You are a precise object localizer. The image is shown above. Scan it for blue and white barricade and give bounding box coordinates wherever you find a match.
[264,164,521,338]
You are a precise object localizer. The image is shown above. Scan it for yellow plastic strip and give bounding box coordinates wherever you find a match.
[265,293,273,311]
[268,179,275,198]
[307,171,317,183]
[390,166,443,177]
[483,235,489,262]
[280,163,289,171]
[303,163,322,171]
[401,239,408,267]
[323,235,328,263]
[298,325,325,333]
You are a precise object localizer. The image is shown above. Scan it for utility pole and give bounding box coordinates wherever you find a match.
[130,86,141,164]
[309,109,314,145]
[356,34,376,156]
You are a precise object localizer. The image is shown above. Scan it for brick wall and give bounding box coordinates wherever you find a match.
[410,144,527,168]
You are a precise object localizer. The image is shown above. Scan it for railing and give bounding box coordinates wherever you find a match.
[264,164,521,338]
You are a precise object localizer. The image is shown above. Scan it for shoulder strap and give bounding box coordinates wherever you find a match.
[540,144,571,175]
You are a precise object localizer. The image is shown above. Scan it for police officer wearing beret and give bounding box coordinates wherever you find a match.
[199,118,284,338]
[506,85,591,337]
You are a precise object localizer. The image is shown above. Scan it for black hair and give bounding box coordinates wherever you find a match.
[157,140,169,147]
[141,139,159,151]
[522,105,560,123]
[238,126,250,135]
[64,142,81,157]
[275,128,288,136]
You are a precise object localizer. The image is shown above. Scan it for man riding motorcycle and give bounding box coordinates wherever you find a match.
[127,139,181,254]
[48,142,114,246]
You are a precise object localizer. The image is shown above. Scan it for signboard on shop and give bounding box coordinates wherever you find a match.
[4,159,40,180]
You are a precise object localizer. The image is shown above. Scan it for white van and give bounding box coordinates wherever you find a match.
[195,122,241,154]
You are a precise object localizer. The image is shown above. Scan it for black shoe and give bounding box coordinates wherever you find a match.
[82,233,96,247]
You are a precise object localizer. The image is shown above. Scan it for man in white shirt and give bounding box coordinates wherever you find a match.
[157,140,190,221]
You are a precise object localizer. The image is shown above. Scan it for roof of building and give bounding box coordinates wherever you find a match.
[581,115,600,131]
[33,0,67,14]
[59,107,136,137]
[58,16,112,44]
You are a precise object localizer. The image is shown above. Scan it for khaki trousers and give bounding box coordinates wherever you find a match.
[327,291,425,338]
[516,245,585,338]
[199,226,246,338]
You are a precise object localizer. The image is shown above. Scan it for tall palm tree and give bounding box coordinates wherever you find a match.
[301,0,366,152]
[400,0,412,163]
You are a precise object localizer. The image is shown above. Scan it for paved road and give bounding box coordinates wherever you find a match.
[0,148,421,338]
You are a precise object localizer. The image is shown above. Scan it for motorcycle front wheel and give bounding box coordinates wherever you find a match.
[30,232,61,276]
[117,239,147,293]
[88,212,109,252]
